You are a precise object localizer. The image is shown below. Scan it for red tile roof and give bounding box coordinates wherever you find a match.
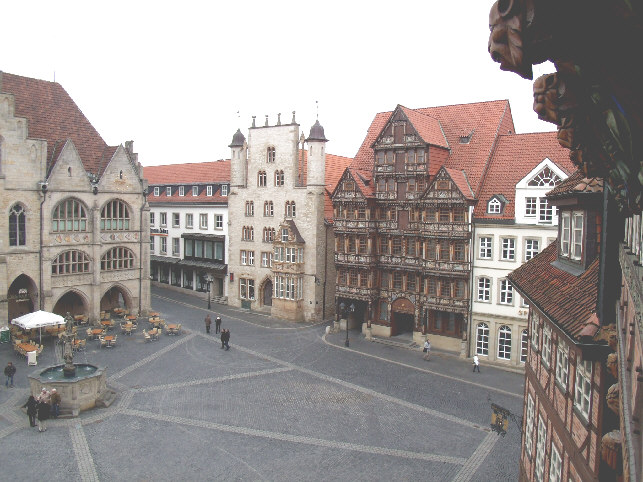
[547,170,604,198]
[508,242,600,341]
[324,153,352,222]
[350,100,515,196]
[144,160,230,184]
[0,72,118,177]
[474,132,577,220]
[399,106,449,148]
[444,167,475,200]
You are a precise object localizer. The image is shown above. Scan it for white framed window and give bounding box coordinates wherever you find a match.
[572,212,584,260]
[239,278,255,300]
[267,146,276,163]
[520,329,529,363]
[476,323,489,356]
[166,187,172,196]
[245,201,254,217]
[160,237,167,255]
[160,212,167,227]
[479,237,492,259]
[264,201,274,217]
[192,186,198,196]
[574,359,592,419]
[535,415,547,481]
[524,393,535,457]
[150,236,155,252]
[275,170,284,186]
[281,228,289,242]
[497,325,512,360]
[525,197,537,217]
[215,215,223,229]
[539,197,553,223]
[153,187,159,196]
[172,237,180,256]
[525,239,540,261]
[560,212,571,256]
[531,311,540,348]
[258,171,267,187]
[529,166,561,187]
[488,198,502,214]
[207,185,213,196]
[542,325,552,367]
[499,279,513,305]
[179,186,185,196]
[285,201,296,218]
[501,238,515,260]
[248,251,254,266]
[261,252,273,267]
[555,341,569,390]
[199,213,208,229]
[172,213,180,228]
[221,185,228,196]
[477,277,491,302]
[550,444,562,482]
[150,212,155,226]
[186,214,193,229]
[241,250,247,265]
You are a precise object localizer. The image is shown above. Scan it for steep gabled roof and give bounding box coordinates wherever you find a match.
[399,105,448,148]
[444,167,475,201]
[547,170,604,199]
[0,72,118,177]
[508,242,600,341]
[349,100,515,194]
[474,132,576,220]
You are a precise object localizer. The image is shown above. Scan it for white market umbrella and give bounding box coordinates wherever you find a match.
[11,310,65,344]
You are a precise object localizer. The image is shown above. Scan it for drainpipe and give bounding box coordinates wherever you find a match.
[467,207,475,358]
[39,184,47,310]
[323,222,328,321]
[139,189,148,316]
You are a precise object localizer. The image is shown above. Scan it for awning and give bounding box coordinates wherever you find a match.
[176,259,227,273]
[150,255,180,264]
[181,233,226,242]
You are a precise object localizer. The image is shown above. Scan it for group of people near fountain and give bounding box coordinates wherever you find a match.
[22,387,61,432]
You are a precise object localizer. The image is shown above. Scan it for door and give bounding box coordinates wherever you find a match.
[263,280,273,306]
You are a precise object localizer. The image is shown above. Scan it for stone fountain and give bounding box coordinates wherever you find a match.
[28,313,114,416]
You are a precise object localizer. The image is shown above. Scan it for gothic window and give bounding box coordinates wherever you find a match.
[242,226,254,241]
[497,325,512,360]
[9,204,26,246]
[245,201,254,217]
[275,170,284,186]
[101,247,134,270]
[52,250,90,275]
[263,227,275,242]
[53,199,88,232]
[258,171,267,187]
[264,201,274,217]
[285,201,296,218]
[266,147,276,163]
[101,200,130,231]
[476,323,489,355]
[528,166,560,186]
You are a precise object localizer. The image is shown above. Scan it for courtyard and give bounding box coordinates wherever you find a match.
[0,286,524,481]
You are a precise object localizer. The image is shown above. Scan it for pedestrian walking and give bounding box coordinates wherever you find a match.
[4,361,16,388]
[221,329,230,350]
[205,314,212,334]
[473,354,480,373]
[22,395,38,427]
[50,388,61,418]
[215,316,221,334]
[37,398,50,432]
[422,338,431,361]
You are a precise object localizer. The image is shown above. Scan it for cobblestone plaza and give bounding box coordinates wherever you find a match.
[0,286,524,481]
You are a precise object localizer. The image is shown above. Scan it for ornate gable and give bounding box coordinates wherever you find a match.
[331,169,367,202]
[422,167,474,204]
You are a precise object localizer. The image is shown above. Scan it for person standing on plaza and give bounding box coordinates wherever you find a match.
[473,354,480,372]
[50,388,61,418]
[37,392,50,432]
[215,316,222,334]
[4,361,16,388]
[204,314,212,334]
[423,338,431,361]
[221,329,230,350]
[22,395,38,427]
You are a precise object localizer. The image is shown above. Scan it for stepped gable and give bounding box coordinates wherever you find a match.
[508,242,600,340]
[474,132,576,221]
[349,100,514,194]
[1,72,117,176]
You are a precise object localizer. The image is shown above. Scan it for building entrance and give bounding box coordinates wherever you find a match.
[390,297,415,336]
[262,280,273,306]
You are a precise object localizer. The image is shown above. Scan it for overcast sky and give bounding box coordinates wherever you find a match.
[3,1,556,166]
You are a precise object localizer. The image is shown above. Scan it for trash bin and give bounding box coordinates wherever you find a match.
[27,350,37,366]
[0,328,9,343]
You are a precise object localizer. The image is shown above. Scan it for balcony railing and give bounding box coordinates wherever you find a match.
[336,285,377,299]
[335,253,377,265]
[409,221,470,236]
[375,191,397,200]
[421,296,469,313]
[333,219,377,230]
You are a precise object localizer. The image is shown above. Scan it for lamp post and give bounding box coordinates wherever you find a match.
[204,274,214,310]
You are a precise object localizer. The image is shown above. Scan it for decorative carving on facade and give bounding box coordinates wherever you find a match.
[54,233,91,244]
[100,232,140,243]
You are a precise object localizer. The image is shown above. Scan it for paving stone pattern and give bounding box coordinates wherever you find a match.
[0,286,524,481]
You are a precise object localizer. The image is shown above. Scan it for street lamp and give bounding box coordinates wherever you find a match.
[204,274,214,310]
[344,302,355,347]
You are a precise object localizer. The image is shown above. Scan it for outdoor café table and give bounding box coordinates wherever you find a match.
[148,312,159,317]
[121,323,133,335]
[166,324,179,335]
[103,335,115,346]
[149,328,159,340]
[90,328,103,340]
[101,320,113,329]
[126,315,137,321]
[17,343,37,353]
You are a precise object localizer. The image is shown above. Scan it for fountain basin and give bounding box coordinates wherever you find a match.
[28,364,107,417]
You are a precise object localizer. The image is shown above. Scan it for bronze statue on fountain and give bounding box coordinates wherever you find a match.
[62,313,76,378]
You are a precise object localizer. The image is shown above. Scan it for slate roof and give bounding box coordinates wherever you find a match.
[508,242,600,341]
[350,100,515,197]
[0,72,118,177]
[474,132,576,220]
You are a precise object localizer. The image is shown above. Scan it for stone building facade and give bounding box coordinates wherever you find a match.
[144,161,230,301]
[0,72,150,323]
[227,114,351,322]
[470,133,575,369]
